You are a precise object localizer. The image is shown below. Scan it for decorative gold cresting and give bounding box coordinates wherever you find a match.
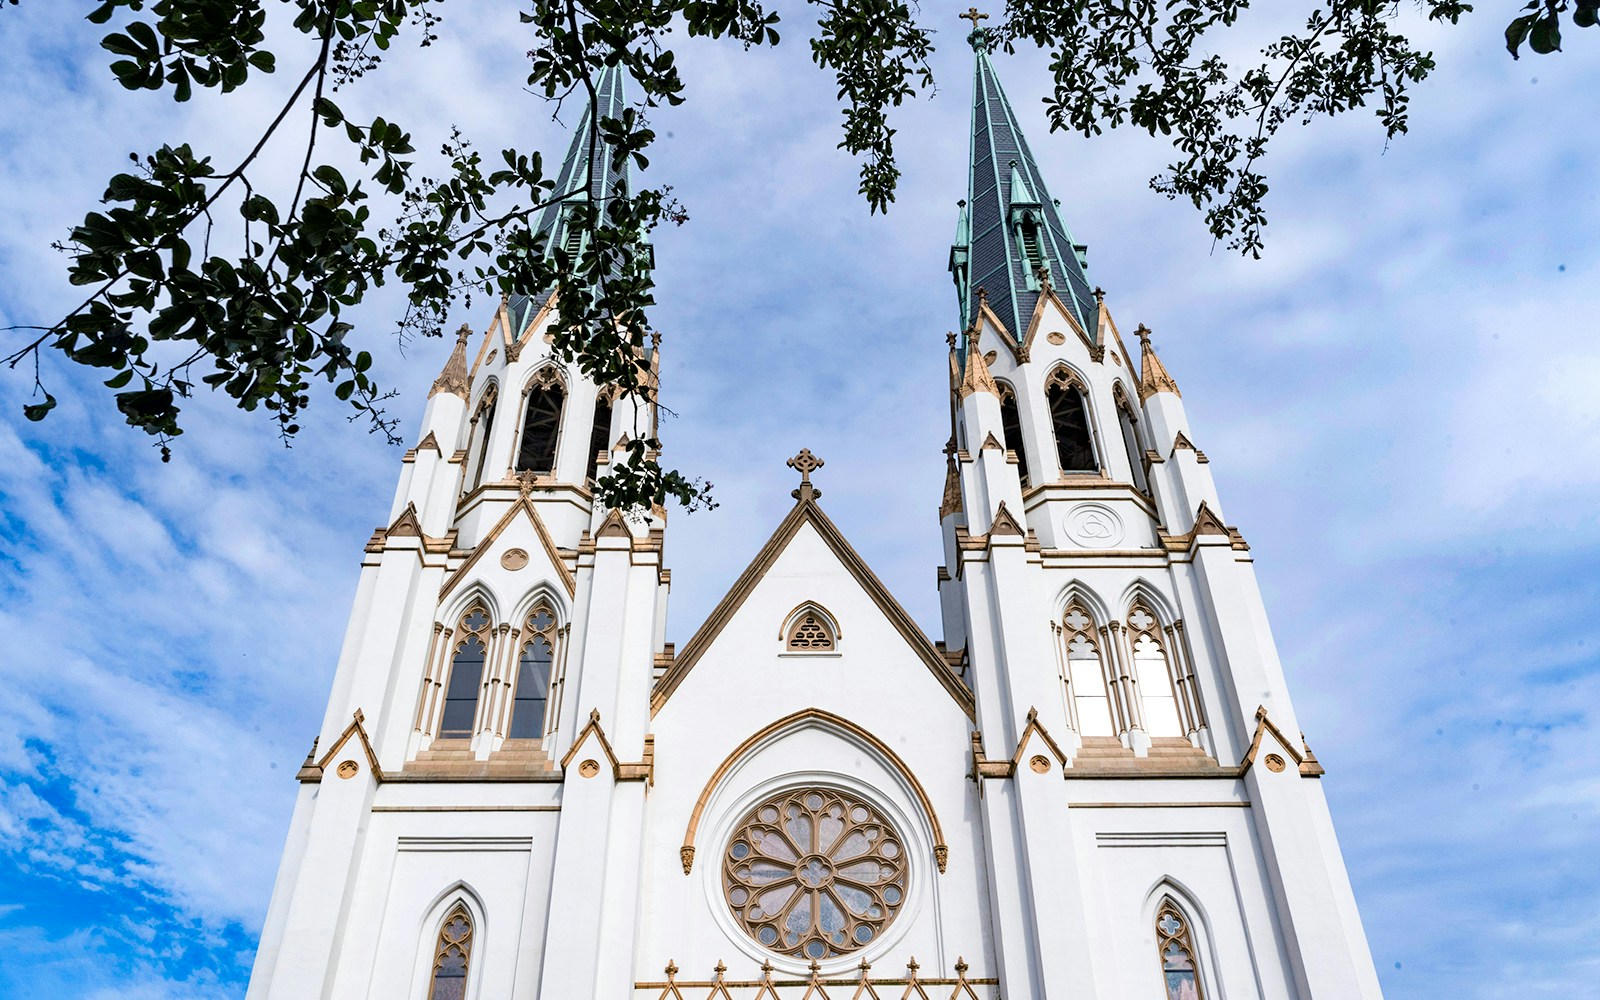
[429,323,473,399]
[1136,324,1181,401]
[787,449,824,501]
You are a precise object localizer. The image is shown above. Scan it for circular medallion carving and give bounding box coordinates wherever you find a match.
[1264,753,1286,773]
[336,760,359,779]
[1029,755,1051,774]
[723,788,907,961]
[501,548,529,571]
[1047,332,1066,346]
[1062,503,1124,549]
[578,759,601,778]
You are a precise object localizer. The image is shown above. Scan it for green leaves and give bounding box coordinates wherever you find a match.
[1507,0,1597,57]
[11,0,1585,499]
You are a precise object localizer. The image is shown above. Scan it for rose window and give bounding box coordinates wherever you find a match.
[723,788,907,960]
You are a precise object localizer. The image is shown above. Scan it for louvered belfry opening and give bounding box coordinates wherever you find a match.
[517,383,565,474]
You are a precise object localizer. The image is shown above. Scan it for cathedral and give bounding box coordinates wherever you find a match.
[246,27,1384,1000]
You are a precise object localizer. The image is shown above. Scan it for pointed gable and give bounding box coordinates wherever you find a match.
[651,496,973,717]
[438,495,576,602]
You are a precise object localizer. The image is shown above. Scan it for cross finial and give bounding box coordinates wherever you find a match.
[960,7,988,30]
[787,448,823,484]
[1135,323,1152,346]
[787,448,825,501]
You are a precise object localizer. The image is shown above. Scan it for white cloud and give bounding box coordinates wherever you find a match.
[1,4,1597,999]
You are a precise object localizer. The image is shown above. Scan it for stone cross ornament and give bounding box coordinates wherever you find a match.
[787,449,824,500]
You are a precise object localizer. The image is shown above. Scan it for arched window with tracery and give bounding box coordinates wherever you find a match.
[586,391,614,482]
[509,603,558,739]
[1062,602,1115,737]
[428,902,474,1000]
[439,607,490,739]
[516,369,565,474]
[467,388,498,490]
[1156,898,1205,1000]
[785,606,837,651]
[1114,387,1149,494]
[1128,603,1183,737]
[997,382,1031,488]
[1046,368,1097,473]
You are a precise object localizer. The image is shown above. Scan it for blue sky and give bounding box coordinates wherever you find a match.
[1,3,1597,997]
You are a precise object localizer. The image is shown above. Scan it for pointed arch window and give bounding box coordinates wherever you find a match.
[428,903,474,1000]
[785,605,837,651]
[997,383,1031,488]
[1156,899,1205,1000]
[1062,603,1114,737]
[439,608,490,739]
[586,392,614,482]
[1046,369,1097,473]
[1115,388,1150,494]
[509,604,558,739]
[516,369,565,474]
[1019,217,1046,287]
[1128,604,1183,737]
[468,388,498,490]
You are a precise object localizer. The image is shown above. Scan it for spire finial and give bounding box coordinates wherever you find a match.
[787,449,824,501]
[1136,324,1182,401]
[960,7,988,29]
[429,323,473,400]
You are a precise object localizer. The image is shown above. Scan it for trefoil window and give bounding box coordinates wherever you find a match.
[428,903,474,1000]
[1128,604,1182,737]
[509,604,558,739]
[1062,603,1114,737]
[439,608,490,739]
[1156,899,1204,1000]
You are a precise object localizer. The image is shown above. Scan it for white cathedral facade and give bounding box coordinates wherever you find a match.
[247,34,1384,1000]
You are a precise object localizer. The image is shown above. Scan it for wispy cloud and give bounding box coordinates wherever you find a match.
[0,3,1596,998]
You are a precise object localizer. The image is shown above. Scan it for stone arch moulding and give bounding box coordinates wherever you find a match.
[411,880,489,1000]
[1141,876,1225,1000]
[470,376,499,414]
[508,582,570,632]
[440,584,504,633]
[778,601,842,650]
[1053,579,1113,625]
[1120,578,1181,624]
[679,709,947,877]
[520,361,568,394]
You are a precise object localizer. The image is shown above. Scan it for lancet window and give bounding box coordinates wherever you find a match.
[1128,603,1183,737]
[467,388,497,490]
[1115,387,1150,494]
[1062,603,1114,737]
[1018,217,1046,285]
[997,383,1031,488]
[509,604,558,740]
[786,607,837,651]
[428,903,474,1000]
[439,607,491,739]
[1046,368,1097,473]
[516,369,565,475]
[586,392,614,482]
[1156,899,1205,1000]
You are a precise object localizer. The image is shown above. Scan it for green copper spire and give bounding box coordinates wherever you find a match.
[507,62,635,333]
[949,25,1097,345]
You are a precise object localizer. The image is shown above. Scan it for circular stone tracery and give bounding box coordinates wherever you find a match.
[723,788,907,961]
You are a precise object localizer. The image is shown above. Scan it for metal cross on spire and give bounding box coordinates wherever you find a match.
[787,449,824,501]
[960,7,988,30]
